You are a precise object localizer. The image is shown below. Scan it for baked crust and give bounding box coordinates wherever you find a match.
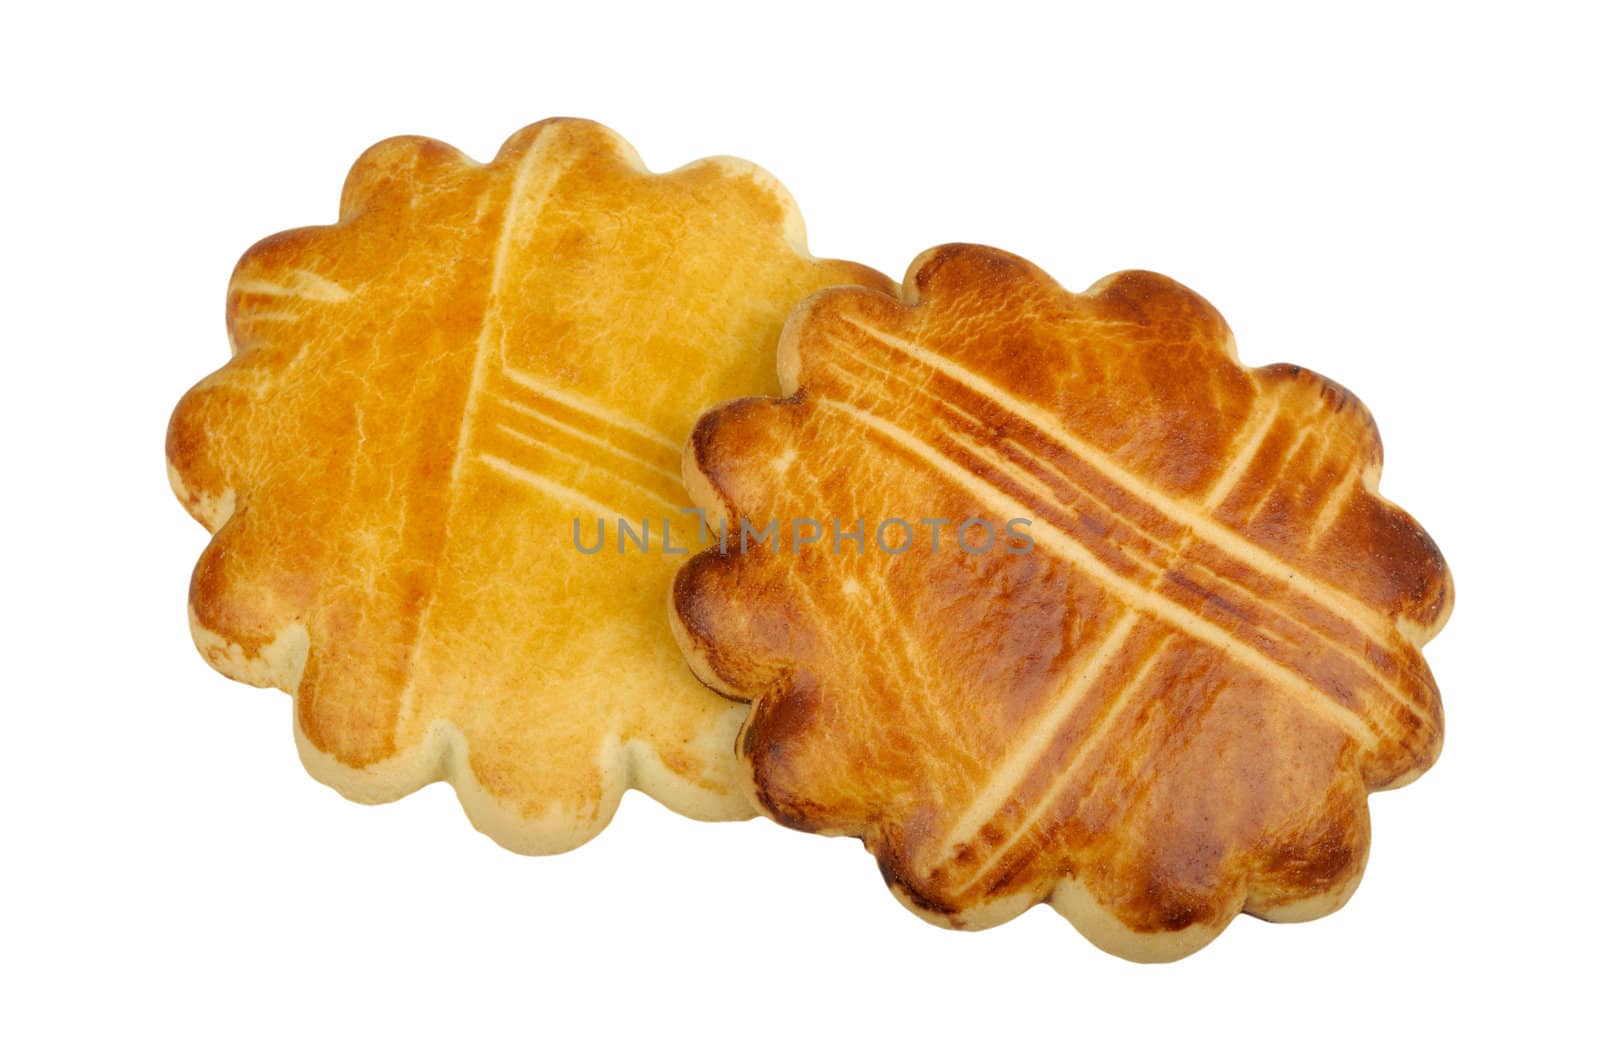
[167,118,892,853]
[671,244,1451,960]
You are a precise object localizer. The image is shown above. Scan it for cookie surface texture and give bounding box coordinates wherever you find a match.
[672,243,1451,960]
[167,118,891,853]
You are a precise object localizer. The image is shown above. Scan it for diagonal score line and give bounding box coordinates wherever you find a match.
[949,634,1174,894]
[489,392,680,483]
[1234,420,1323,525]
[1307,463,1363,547]
[931,611,1141,867]
[230,269,353,304]
[500,365,681,455]
[478,454,626,521]
[232,310,302,325]
[840,317,1392,644]
[816,396,1378,748]
[485,423,682,511]
[1202,398,1280,509]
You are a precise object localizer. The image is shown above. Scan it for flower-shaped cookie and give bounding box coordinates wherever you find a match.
[167,119,891,853]
[672,244,1451,960]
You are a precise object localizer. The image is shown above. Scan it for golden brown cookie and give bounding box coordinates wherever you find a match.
[671,243,1451,960]
[167,118,892,853]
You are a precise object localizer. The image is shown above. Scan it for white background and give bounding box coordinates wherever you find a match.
[5,2,1596,1059]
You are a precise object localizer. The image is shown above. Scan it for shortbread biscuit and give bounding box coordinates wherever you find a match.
[671,244,1451,960]
[167,119,891,853]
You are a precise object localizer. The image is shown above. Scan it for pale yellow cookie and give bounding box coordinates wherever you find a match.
[167,118,892,853]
